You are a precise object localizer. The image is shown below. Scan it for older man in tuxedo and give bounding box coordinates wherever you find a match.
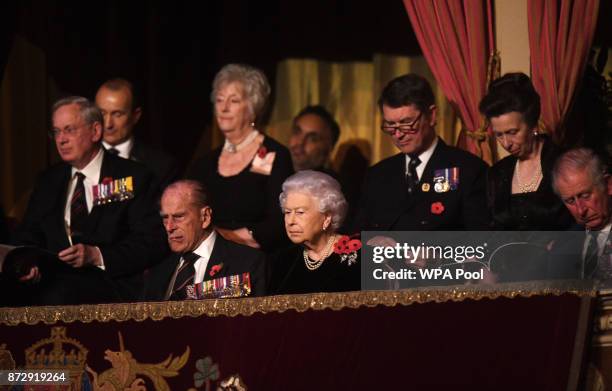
[11,96,168,305]
[355,74,489,231]
[144,180,267,301]
[552,148,611,282]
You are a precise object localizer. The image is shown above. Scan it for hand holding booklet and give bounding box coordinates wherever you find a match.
[0,244,61,280]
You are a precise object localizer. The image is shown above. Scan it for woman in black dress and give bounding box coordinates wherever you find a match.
[479,73,573,230]
[190,64,293,252]
[270,170,360,294]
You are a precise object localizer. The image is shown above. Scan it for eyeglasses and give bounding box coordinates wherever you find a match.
[48,124,88,139]
[381,112,423,135]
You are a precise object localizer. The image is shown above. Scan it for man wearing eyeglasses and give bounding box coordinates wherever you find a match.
[355,74,489,231]
[9,96,168,305]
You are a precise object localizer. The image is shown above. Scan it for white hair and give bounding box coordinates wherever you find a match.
[210,63,271,122]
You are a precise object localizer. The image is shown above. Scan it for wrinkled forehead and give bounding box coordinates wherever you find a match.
[52,104,83,126]
[556,169,597,196]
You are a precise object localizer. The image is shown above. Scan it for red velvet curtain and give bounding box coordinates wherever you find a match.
[527,0,599,145]
[403,0,496,165]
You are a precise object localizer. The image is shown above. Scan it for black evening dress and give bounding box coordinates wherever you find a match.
[270,245,361,294]
[487,137,573,230]
[189,136,293,251]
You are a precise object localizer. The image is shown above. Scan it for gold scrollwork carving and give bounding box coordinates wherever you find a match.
[0,282,596,326]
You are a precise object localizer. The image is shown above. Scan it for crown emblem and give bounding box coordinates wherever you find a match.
[25,326,88,387]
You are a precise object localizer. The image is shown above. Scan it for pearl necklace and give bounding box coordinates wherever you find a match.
[223,130,259,153]
[515,159,542,193]
[303,234,337,271]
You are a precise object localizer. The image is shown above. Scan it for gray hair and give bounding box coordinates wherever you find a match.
[52,96,104,127]
[162,180,210,210]
[210,64,271,121]
[552,148,608,194]
[279,170,348,231]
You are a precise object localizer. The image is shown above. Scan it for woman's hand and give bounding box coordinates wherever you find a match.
[216,227,261,249]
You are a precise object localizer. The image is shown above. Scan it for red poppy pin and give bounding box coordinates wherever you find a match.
[333,235,361,266]
[102,176,113,184]
[257,146,268,158]
[431,202,445,215]
[209,263,223,277]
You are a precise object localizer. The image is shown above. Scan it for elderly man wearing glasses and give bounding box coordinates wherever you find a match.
[354,74,489,231]
[8,96,167,306]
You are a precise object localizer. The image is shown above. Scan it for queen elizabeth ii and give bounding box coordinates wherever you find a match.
[269,170,361,294]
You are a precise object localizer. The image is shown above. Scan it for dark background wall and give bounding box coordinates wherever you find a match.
[0,0,610,175]
[1,0,422,173]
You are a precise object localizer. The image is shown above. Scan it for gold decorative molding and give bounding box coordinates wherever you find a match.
[592,289,612,347]
[0,281,596,326]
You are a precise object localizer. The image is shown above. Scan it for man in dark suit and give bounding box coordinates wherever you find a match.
[552,148,611,282]
[96,78,178,193]
[11,96,168,305]
[355,74,489,231]
[144,180,267,301]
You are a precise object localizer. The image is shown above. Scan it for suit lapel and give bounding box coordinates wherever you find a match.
[382,154,412,229]
[163,253,183,300]
[53,165,74,247]
[83,151,113,234]
[203,233,228,281]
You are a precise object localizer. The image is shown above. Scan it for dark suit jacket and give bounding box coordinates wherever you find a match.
[355,138,490,231]
[129,138,179,195]
[12,150,169,304]
[143,234,268,301]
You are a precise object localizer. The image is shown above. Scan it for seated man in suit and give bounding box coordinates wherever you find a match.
[355,74,489,231]
[96,78,179,193]
[11,96,168,305]
[552,148,611,282]
[144,180,267,301]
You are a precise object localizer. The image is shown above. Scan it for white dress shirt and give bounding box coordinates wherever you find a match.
[103,137,134,159]
[405,136,438,180]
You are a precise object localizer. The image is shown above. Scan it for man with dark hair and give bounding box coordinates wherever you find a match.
[355,74,489,231]
[144,180,267,300]
[10,97,168,305]
[289,105,340,172]
[552,148,611,281]
[96,78,178,193]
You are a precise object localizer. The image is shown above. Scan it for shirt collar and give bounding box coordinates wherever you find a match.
[191,230,217,260]
[71,147,104,183]
[103,137,134,159]
[405,136,438,178]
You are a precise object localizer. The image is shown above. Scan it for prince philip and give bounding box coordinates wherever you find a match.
[10,96,168,305]
[355,74,489,231]
[144,180,267,301]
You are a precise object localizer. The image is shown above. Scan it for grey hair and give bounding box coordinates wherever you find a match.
[279,170,348,231]
[552,148,608,194]
[210,64,271,121]
[52,96,104,127]
[162,180,210,210]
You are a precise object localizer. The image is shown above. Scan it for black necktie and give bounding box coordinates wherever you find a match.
[170,252,200,300]
[584,231,599,277]
[406,155,421,195]
[107,147,119,156]
[70,172,87,240]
